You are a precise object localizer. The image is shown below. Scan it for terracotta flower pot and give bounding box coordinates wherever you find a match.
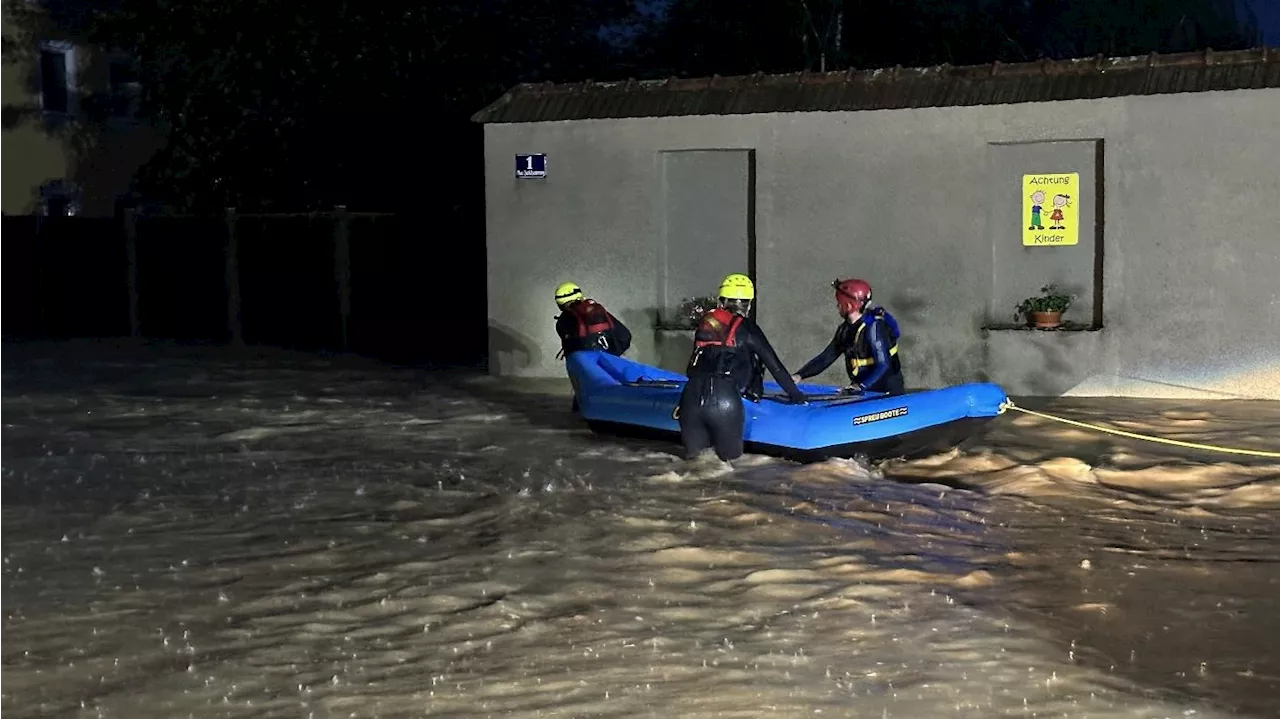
[1028,311,1062,329]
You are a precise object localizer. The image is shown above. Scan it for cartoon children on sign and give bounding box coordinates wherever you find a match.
[1049,193,1071,229]
[1028,190,1045,231]
[1021,173,1079,246]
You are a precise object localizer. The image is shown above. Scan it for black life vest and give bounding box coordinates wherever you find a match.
[561,299,616,352]
[844,308,902,382]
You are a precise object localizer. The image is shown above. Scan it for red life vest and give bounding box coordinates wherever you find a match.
[566,299,615,338]
[693,307,743,348]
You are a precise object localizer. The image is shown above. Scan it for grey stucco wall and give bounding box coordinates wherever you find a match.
[483,87,1280,399]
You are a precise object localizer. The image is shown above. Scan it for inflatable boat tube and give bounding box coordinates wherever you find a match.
[566,350,1008,462]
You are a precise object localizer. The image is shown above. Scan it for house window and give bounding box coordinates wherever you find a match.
[108,55,143,119]
[39,41,76,115]
[40,180,82,217]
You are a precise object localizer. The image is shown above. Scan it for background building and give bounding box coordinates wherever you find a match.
[475,48,1280,399]
[2,2,163,217]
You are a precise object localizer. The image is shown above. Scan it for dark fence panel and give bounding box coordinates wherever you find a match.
[1,215,129,338]
[237,216,341,350]
[135,216,229,341]
[4,210,487,366]
[2,216,42,337]
[49,218,130,338]
[346,215,401,359]
[347,216,486,366]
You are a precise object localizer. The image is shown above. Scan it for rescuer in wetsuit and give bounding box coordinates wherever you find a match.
[678,273,807,462]
[554,281,632,412]
[790,277,906,396]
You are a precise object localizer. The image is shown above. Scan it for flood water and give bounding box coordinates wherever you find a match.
[4,341,1279,718]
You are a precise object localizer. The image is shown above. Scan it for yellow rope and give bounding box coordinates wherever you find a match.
[998,400,1280,459]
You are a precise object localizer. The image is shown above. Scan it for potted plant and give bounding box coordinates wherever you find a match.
[1015,284,1076,329]
[654,295,717,371]
[666,295,719,330]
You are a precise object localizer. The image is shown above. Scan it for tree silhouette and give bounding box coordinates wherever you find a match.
[637,0,1258,78]
[35,0,1261,211]
[78,0,635,211]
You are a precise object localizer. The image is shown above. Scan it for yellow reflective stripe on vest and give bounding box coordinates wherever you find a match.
[847,320,897,375]
[849,343,898,368]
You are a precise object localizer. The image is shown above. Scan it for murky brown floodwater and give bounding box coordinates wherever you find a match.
[3,341,1278,718]
[881,398,1280,717]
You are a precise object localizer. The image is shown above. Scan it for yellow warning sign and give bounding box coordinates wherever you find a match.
[1022,173,1079,246]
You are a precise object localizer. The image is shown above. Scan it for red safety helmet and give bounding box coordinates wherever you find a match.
[832,278,873,316]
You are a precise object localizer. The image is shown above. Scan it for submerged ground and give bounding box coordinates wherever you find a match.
[3,340,1279,718]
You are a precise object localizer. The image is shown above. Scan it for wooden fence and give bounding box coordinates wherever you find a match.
[1,209,487,366]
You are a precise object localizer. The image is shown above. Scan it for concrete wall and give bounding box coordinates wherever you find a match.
[483,87,1280,399]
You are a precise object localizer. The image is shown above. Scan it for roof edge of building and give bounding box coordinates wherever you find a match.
[471,46,1279,124]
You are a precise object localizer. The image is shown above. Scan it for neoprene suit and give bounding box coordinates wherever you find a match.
[678,312,805,461]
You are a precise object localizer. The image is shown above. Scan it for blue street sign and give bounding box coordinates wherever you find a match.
[515,153,547,179]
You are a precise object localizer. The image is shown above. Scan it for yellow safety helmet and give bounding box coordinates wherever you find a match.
[718,273,755,301]
[554,281,585,307]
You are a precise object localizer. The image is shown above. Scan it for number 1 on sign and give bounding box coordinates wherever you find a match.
[525,156,534,171]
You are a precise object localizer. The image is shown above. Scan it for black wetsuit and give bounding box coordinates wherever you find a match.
[794,307,905,396]
[556,300,632,412]
[678,310,805,461]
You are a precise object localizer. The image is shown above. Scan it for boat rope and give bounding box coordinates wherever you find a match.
[997,400,1280,459]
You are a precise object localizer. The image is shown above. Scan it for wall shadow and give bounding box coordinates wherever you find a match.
[0,102,24,131]
[885,290,930,325]
[486,322,540,375]
[443,322,585,431]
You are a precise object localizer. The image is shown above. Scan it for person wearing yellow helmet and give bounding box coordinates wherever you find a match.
[554,281,632,411]
[716,272,755,302]
[676,272,806,461]
[553,281,631,357]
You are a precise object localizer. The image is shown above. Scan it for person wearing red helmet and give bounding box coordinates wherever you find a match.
[789,278,906,396]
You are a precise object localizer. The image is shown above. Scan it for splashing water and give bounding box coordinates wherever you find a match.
[3,341,1277,717]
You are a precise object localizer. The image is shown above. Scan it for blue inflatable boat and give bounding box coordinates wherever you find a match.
[566,350,1009,462]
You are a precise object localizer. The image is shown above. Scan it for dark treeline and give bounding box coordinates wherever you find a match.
[17,0,1261,218]
[643,0,1259,78]
[4,0,1254,363]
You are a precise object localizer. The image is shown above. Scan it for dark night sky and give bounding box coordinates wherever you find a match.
[624,0,1280,52]
[1247,0,1280,42]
